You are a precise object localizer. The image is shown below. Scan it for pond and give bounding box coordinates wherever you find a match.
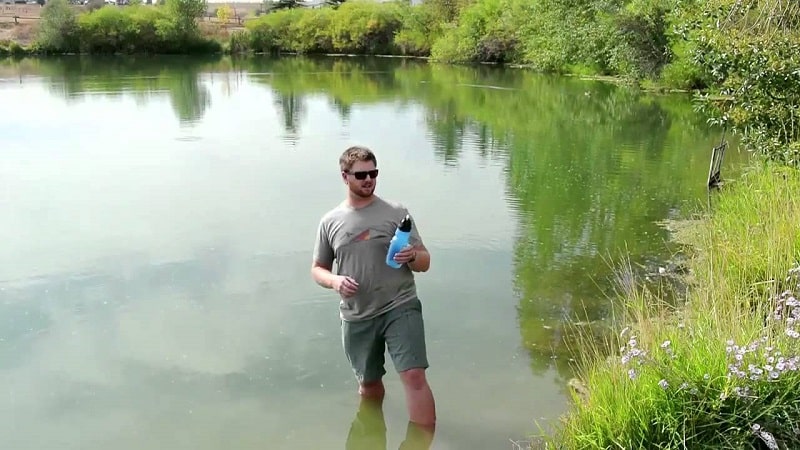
[0,55,748,450]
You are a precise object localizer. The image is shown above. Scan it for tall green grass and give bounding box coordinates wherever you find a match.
[548,162,800,449]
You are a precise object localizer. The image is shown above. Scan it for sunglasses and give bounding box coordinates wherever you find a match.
[345,169,379,180]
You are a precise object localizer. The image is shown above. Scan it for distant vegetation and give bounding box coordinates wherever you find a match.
[1,0,793,166]
[233,0,797,165]
[30,0,219,54]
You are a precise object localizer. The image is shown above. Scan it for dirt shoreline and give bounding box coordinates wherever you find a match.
[0,21,37,46]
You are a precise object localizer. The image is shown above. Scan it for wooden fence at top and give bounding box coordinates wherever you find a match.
[1,4,45,20]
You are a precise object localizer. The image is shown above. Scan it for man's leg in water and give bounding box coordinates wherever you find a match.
[359,378,385,401]
[342,315,390,450]
[398,368,436,431]
[385,299,436,432]
[342,316,387,399]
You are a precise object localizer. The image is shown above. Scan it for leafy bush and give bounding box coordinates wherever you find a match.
[36,0,80,53]
[430,0,526,63]
[227,29,250,54]
[79,6,159,53]
[165,0,207,35]
[243,1,414,55]
[75,3,218,54]
[291,7,334,53]
[245,8,304,53]
[518,0,604,73]
[394,2,442,56]
[690,0,800,166]
[0,40,27,56]
[695,31,800,166]
[34,0,218,55]
[606,0,672,79]
[328,0,404,54]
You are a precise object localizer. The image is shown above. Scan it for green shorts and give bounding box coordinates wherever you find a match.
[341,298,429,384]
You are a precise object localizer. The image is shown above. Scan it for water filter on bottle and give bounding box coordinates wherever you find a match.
[386,214,413,268]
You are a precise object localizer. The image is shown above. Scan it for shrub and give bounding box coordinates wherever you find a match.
[394,2,441,56]
[227,29,250,54]
[36,0,80,53]
[78,6,159,53]
[606,0,673,80]
[245,8,304,53]
[695,31,800,166]
[430,0,526,63]
[291,7,334,53]
[328,0,404,54]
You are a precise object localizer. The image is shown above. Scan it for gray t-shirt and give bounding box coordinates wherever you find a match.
[313,196,423,321]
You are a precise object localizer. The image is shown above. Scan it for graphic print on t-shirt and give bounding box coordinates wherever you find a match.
[352,229,371,243]
[346,227,393,247]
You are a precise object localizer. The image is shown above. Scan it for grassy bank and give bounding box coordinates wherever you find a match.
[543,162,800,448]
[534,1,800,446]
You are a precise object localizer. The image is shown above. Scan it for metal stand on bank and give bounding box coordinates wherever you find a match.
[708,131,728,190]
[706,131,728,212]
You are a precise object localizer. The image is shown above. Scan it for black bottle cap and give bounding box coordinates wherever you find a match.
[398,214,412,232]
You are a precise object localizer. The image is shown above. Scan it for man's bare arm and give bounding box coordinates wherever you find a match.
[408,243,431,272]
[311,261,358,296]
[311,261,337,288]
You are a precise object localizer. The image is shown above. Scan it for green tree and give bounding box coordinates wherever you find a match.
[166,0,208,35]
[36,0,79,53]
[216,3,233,22]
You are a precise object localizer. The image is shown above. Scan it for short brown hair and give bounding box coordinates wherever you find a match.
[339,145,377,172]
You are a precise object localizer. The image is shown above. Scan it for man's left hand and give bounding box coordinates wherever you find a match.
[393,245,417,265]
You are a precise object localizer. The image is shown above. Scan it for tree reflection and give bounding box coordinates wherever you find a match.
[236,55,744,382]
[18,55,217,126]
[272,90,306,138]
[7,54,750,385]
[169,69,211,125]
[424,104,467,167]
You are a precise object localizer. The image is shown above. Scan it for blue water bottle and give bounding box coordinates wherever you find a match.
[386,214,413,268]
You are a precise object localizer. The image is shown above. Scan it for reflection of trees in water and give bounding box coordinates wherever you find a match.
[412,72,725,383]
[272,90,306,140]
[330,97,351,123]
[424,112,508,167]
[19,54,738,384]
[506,96,673,381]
[474,123,505,160]
[233,55,724,384]
[169,70,211,125]
[33,55,218,125]
[209,70,244,99]
[425,104,466,166]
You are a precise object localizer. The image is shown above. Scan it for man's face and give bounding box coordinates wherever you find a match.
[342,160,378,199]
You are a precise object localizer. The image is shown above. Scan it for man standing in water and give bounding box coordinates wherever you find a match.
[311,146,436,448]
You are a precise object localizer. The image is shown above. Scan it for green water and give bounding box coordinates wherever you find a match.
[0,55,748,450]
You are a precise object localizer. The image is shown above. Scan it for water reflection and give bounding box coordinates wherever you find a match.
[0,55,748,377]
[0,54,751,448]
[2,56,219,125]
[345,399,434,450]
[273,90,306,144]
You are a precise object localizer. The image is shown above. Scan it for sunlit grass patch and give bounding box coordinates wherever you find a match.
[546,163,800,449]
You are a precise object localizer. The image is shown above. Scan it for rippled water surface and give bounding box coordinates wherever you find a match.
[0,55,749,450]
